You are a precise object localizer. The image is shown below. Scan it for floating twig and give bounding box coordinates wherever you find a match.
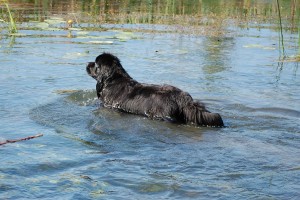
[0,134,43,146]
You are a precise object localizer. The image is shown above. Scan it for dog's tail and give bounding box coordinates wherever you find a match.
[182,102,224,127]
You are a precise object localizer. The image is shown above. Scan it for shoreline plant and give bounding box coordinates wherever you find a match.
[5,3,18,34]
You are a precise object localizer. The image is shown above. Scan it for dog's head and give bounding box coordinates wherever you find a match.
[86,53,129,83]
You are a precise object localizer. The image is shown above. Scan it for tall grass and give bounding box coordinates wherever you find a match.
[5,3,18,34]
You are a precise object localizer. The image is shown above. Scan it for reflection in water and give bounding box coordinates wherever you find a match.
[202,37,235,75]
[276,61,299,84]
[201,37,235,94]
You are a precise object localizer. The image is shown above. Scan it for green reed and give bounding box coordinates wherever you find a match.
[5,3,18,34]
[276,0,286,59]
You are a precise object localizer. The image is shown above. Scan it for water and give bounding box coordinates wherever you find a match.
[1,1,300,199]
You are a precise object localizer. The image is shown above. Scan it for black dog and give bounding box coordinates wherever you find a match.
[86,53,224,127]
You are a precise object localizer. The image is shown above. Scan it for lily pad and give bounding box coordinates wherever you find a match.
[49,179,58,184]
[35,22,49,29]
[68,28,82,31]
[76,35,108,39]
[45,28,62,31]
[113,31,139,41]
[243,44,275,50]
[86,41,114,44]
[175,49,189,54]
[76,31,89,35]
[140,183,168,193]
[44,17,65,25]
[63,52,90,59]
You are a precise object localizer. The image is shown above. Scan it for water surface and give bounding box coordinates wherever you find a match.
[0,1,300,199]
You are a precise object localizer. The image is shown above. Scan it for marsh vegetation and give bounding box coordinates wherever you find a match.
[1,0,299,59]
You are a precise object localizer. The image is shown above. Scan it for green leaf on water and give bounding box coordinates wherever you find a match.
[76,35,109,40]
[49,179,58,184]
[68,27,82,31]
[77,31,89,35]
[44,17,65,25]
[113,31,140,41]
[46,28,62,31]
[175,49,189,54]
[62,52,90,59]
[243,44,275,50]
[86,41,114,44]
[34,22,49,29]
[140,183,168,193]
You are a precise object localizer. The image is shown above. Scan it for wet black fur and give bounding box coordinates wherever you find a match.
[86,53,224,127]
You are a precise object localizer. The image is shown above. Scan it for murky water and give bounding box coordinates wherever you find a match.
[1,1,300,199]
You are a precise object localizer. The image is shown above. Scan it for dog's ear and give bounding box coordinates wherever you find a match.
[96,61,115,81]
[94,53,131,82]
[94,53,123,81]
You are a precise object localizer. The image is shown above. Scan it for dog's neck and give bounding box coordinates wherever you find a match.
[97,72,138,100]
[104,70,132,84]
